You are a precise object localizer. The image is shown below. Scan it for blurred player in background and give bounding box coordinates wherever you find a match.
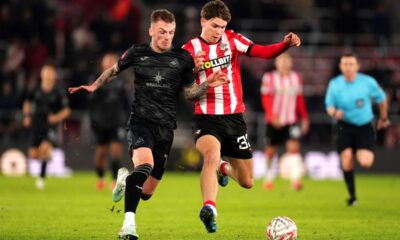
[89,52,129,190]
[22,62,71,189]
[69,9,229,240]
[325,53,390,206]
[183,0,301,233]
[261,53,309,191]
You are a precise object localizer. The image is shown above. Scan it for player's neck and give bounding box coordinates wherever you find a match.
[199,34,220,45]
[344,73,357,82]
[149,42,171,53]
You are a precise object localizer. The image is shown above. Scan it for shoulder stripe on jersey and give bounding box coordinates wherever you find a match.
[191,38,207,114]
[222,33,237,113]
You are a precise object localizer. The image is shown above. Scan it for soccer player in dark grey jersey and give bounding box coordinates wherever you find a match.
[69,9,229,240]
[22,62,71,190]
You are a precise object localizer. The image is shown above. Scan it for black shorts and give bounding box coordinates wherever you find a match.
[29,127,57,148]
[336,121,375,153]
[92,126,124,145]
[265,124,301,146]
[192,113,252,159]
[127,116,173,180]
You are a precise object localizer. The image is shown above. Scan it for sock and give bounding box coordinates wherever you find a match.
[125,163,153,213]
[141,193,152,201]
[123,212,136,227]
[110,159,121,180]
[203,200,217,216]
[220,161,229,176]
[265,158,274,182]
[40,161,47,179]
[343,170,356,199]
[96,167,105,179]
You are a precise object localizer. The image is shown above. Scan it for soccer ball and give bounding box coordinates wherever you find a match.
[266,216,297,240]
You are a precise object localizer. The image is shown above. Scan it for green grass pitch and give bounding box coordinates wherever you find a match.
[0,172,399,239]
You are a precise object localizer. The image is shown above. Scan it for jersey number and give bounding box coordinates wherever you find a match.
[237,134,251,150]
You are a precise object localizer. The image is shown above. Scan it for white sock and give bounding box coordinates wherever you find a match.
[205,204,218,216]
[265,159,275,182]
[123,212,136,226]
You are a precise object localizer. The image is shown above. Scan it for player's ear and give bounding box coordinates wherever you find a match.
[200,17,207,28]
[148,24,153,37]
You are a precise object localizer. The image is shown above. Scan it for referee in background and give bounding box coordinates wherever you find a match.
[325,53,390,206]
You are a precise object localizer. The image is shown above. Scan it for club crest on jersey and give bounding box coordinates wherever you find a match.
[200,55,231,71]
[356,98,364,108]
[219,43,228,51]
[169,59,179,67]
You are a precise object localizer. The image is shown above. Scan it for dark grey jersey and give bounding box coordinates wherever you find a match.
[118,44,195,129]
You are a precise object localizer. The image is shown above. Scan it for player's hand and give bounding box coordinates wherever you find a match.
[68,85,97,94]
[194,51,206,73]
[48,114,58,124]
[334,110,344,120]
[283,32,301,47]
[22,116,31,128]
[205,70,230,88]
[301,119,309,135]
[271,116,281,129]
[377,118,390,129]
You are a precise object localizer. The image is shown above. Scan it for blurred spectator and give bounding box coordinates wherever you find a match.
[0,81,17,145]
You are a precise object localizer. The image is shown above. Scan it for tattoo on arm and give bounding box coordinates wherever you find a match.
[92,64,119,89]
[184,82,209,101]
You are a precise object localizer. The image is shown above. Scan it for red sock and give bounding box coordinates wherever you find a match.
[220,162,228,176]
[204,200,216,208]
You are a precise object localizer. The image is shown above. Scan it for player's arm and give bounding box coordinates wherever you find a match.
[184,71,229,101]
[48,107,71,125]
[68,63,120,94]
[22,100,32,128]
[247,32,301,59]
[325,82,344,120]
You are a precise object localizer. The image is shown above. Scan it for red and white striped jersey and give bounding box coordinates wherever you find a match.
[183,30,253,115]
[261,70,308,125]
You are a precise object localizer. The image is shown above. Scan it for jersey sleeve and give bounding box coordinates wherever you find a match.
[368,77,386,103]
[229,30,253,55]
[117,45,136,72]
[181,50,196,87]
[57,88,70,110]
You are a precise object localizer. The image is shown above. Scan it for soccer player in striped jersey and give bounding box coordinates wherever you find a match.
[261,53,309,191]
[182,0,301,233]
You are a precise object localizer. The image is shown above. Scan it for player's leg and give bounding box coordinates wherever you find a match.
[264,145,277,189]
[140,135,172,201]
[284,139,304,190]
[355,123,375,169]
[36,140,53,189]
[94,144,107,190]
[117,124,155,239]
[109,139,123,187]
[356,149,374,169]
[119,147,153,239]
[341,148,356,205]
[337,122,357,205]
[196,135,221,233]
[263,124,284,190]
[222,157,253,188]
[141,176,160,200]
[93,127,109,189]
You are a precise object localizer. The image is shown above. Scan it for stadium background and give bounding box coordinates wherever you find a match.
[1,0,400,175]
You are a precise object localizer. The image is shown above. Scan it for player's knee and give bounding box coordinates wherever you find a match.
[359,159,374,169]
[239,178,254,189]
[140,193,152,201]
[202,150,220,167]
